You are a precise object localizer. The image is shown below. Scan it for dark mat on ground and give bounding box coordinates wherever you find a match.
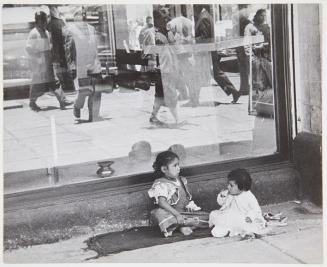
[84,204,322,259]
[85,226,212,258]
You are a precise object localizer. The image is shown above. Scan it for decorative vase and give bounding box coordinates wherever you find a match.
[96,161,114,178]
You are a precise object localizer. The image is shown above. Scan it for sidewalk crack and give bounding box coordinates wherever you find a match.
[257,238,306,263]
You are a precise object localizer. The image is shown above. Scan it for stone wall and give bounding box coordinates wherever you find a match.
[293,4,321,135]
[292,4,322,206]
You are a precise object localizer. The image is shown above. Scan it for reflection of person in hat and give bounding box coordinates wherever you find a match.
[234,4,252,96]
[47,5,74,108]
[25,10,69,111]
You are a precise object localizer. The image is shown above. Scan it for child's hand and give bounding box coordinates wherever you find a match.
[175,214,185,225]
[217,189,229,206]
[219,189,229,198]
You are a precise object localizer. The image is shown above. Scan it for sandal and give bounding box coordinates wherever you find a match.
[263,212,283,221]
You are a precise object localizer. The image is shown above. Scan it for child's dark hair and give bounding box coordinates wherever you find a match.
[152,150,179,175]
[227,168,252,191]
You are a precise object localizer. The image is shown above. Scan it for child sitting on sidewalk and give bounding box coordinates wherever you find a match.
[209,168,267,238]
[148,151,209,237]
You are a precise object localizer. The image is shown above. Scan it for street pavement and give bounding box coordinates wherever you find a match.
[2,200,324,263]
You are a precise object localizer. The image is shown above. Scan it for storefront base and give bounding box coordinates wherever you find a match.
[4,161,299,250]
[293,132,322,206]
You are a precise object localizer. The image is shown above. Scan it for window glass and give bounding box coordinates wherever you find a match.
[3,4,276,192]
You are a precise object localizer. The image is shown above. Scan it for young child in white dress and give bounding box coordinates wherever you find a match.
[209,168,266,238]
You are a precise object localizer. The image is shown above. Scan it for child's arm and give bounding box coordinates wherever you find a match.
[158,196,184,225]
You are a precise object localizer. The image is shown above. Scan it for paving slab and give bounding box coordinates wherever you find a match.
[261,227,323,264]
[93,236,299,263]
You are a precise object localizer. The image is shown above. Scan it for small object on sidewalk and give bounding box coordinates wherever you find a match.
[264,212,288,227]
[96,161,114,178]
[293,200,301,204]
[263,212,283,221]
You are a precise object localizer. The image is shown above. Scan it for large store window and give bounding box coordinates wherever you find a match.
[3,4,290,193]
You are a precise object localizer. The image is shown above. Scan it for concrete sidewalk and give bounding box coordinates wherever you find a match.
[3,201,324,264]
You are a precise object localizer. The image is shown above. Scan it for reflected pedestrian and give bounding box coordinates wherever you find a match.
[63,10,102,122]
[47,5,74,109]
[25,10,69,111]
[251,9,272,92]
[143,9,182,125]
[234,4,252,96]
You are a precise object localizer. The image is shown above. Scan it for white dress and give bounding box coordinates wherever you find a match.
[209,190,266,237]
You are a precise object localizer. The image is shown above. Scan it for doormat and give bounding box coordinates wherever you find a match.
[85,226,212,259]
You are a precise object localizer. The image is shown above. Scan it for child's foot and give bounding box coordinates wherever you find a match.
[163,230,173,238]
[179,226,193,236]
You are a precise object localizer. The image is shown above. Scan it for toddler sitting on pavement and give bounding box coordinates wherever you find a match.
[209,168,267,238]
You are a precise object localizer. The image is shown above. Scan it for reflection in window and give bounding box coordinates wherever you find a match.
[3,4,276,192]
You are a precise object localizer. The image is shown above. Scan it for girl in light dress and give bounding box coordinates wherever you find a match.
[209,168,267,238]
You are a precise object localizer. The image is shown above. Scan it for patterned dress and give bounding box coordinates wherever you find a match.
[148,176,209,235]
